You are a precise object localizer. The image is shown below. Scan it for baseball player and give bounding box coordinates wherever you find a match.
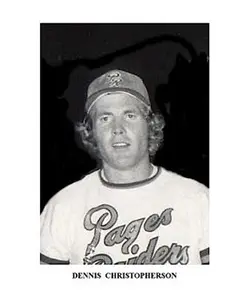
[40,69,209,265]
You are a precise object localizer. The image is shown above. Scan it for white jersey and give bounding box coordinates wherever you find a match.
[40,166,209,265]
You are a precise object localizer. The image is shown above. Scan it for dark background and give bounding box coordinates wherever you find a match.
[41,23,209,212]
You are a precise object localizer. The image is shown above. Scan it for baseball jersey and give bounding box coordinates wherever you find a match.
[40,166,209,265]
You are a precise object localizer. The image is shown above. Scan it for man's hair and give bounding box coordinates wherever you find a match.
[75,106,165,160]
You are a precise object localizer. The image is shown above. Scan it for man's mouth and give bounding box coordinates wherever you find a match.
[112,142,130,148]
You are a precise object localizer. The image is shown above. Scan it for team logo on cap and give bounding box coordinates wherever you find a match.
[106,71,123,87]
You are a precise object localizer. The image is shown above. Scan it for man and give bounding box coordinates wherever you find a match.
[40,69,209,265]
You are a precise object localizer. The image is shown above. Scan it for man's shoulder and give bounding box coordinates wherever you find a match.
[159,167,208,195]
[44,169,100,208]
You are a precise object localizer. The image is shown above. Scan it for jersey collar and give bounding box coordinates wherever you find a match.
[98,165,161,189]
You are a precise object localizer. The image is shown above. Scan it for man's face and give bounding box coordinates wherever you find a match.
[91,93,149,170]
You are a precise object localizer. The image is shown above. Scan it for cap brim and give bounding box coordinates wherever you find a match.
[86,87,150,113]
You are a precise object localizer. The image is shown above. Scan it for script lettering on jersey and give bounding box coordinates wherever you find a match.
[83,204,189,264]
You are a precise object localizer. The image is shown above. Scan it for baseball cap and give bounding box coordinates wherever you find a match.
[85,69,151,113]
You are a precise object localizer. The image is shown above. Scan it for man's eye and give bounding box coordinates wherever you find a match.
[100,116,110,122]
[126,113,137,120]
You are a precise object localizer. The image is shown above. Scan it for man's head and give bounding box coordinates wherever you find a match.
[75,70,165,168]
[85,69,151,114]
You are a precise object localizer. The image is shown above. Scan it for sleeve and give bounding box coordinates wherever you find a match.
[40,197,72,264]
[198,186,209,264]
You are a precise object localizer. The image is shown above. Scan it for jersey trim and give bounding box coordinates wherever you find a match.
[200,247,209,265]
[200,247,209,257]
[40,253,70,265]
[98,166,161,189]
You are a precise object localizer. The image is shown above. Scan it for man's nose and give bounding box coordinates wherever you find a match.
[112,119,125,135]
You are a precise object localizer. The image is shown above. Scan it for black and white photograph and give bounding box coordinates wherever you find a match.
[40,23,209,265]
[3,0,250,298]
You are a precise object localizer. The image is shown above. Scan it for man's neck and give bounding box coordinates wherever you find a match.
[102,160,153,184]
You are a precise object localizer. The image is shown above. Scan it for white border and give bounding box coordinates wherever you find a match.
[1,1,249,299]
